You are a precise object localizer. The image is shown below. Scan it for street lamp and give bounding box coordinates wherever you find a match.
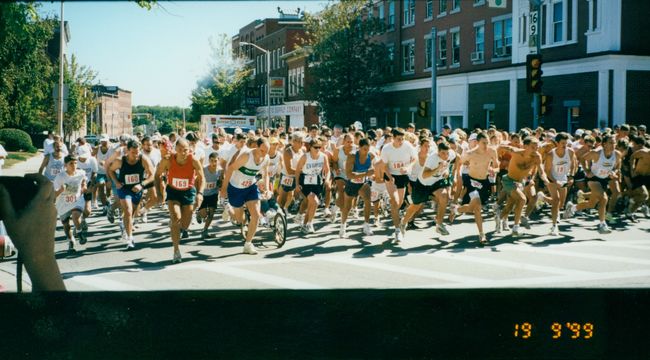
[240,41,270,130]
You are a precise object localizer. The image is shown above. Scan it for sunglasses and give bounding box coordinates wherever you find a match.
[313,146,322,149]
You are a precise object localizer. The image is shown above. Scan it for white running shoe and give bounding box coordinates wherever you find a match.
[598,223,612,234]
[243,242,258,255]
[172,249,182,264]
[125,237,135,250]
[550,225,559,236]
[330,205,339,223]
[222,204,231,222]
[393,229,402,244]
[308,222,315,233]
[436,223,450,236]
[563,202,575,220]
[512,225,522,237]
[362,222,373,236]
[324,207,332,218]
[339,223,347,238]
[353,208,360,219]
[521,216,531,229]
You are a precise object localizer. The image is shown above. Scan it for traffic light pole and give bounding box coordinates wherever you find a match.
[430,26,437,132]
[532,1,542,129]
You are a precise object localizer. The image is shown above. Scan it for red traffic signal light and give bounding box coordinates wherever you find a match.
[526,54,543,93]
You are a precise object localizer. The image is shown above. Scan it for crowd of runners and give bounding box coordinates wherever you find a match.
[39,121,650,263]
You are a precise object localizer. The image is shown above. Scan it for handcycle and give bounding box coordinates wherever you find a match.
[240,201,288,249]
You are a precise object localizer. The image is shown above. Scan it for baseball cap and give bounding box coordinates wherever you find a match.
[76,146,91,158]
[234,128,243,135]
[575,129,585,137]
[100,134,110,143]
[469,133,478,141]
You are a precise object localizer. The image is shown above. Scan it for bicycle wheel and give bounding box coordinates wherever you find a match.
[272,211,287,248]
[240,210,250,240]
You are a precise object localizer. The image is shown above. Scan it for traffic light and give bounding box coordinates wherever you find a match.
[418,100,428,118]
[526,54,543,93]
[541,94,553,115]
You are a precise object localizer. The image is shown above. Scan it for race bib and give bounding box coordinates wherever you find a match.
[554,165,566,175]
[304,174,318,185]
[172,178,190,189]
[125,174,140,185]
[240,179,254,188]
[64,194,77,204]
[598,169,609,177]
[206,182,216,190]
[281,175,294,187]
[392,162,404,170]
[351,175,365,184]
[470,179,484,190]
[50,168,61,176]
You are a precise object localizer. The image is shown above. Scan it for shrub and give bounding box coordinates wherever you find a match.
[0,128,34,151]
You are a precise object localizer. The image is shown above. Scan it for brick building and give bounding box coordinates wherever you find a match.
[366,0,650,132]
[91,85,133,137]
[232,11,319,129]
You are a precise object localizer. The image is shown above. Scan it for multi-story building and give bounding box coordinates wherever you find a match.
[232,11,319,128]
[368,0,650,132]
[91,85,133,137]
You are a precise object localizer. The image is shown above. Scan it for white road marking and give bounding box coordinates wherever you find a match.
[321,257,485,284]
[191,263,325,289]
[67,275,145,291]
[502,246,650,266]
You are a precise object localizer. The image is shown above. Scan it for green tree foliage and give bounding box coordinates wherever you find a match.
[301,0,389,127]
[132,105,191,135]
[190,34,251,121]
[61,54,97,142]
[0,3,56,133]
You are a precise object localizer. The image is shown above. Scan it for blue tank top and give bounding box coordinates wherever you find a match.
[353,151,371,173]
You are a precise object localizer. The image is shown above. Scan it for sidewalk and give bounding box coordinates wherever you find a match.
[2,151,44,177]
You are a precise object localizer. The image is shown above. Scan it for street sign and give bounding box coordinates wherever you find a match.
[52,85,69,113]
[529,11,539,51]
[269,77,285,98]
[369,117,377,127]
[245,87,261,106]
[488,0,507,8]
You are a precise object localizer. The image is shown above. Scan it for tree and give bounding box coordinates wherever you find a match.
[62,54,97,142]
[190,34,251,121]
[301,0,389,127]
[0,3,56,133]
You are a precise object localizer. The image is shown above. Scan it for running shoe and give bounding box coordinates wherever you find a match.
[502,221,511,232]
[535,191,546,209]
[307,222,315,234]
[550,225,559,236]
[141,212,148,224]
[339,224,347,238]
[362,223,373,236]
[300,223,310,235]
[374,217,382,228]
[78,229,88,245]
[294,213,304,225]
[563,202,575,220]
[102,205,108,216]
[67,239,76,254]
[222,204,231,222]
[449,203,459,223]
[353,208,360,219]
[196,212,203,224]
[181,229,189,239]
[243,242,258,255]
[393,229,402,245]
[511,224,521,237]
[624,210,639,223]
[80,219,88,232]
[324,207,332,218]
[642,205,650,218]
[436,223,450,236]
[521,216,531,229]
[125,237,135,250]
[478,233,488,246]
[172,249,182,263]
[407,221,419,230]
[598,223,612,234]
[330,205,339,223]
[399,222,407,236]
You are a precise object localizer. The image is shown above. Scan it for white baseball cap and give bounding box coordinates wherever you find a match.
[76,146,91,158]
[100,134,110,143]
[468,133,478,141]
[575,129,585,137]
[234,127,243,135]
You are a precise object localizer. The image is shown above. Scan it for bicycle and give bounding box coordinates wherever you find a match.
[240,202,288,249]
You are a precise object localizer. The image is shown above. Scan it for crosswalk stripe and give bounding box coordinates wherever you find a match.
[67,275,145,291]
[191,263,325,289]
[501,245,650,265]
[322,257,485,284]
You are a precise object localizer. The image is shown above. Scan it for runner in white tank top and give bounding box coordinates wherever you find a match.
[544,133,576,235]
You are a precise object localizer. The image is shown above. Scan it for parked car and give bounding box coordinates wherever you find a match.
[84,135,98,146]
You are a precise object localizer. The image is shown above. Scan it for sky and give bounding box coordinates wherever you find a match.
[37,1,328,108]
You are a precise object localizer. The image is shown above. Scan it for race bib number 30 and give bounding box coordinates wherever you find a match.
[125,174,140,185]
[172,178,190,189]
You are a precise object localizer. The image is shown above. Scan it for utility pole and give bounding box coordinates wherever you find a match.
[430,26,437,132]
[531,0,542,129]
[58,1,65,138]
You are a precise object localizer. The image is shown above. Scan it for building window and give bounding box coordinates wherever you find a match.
[552,1,563,42]
[452,0,460,12]
[438,32,447,67]
[451,30,460,65]
[426,0,433,19]
[388,1,395,30]
[403,0,415,26]
[519,13,528,45]
[402,40,415,74]
[493,17,512,57]
[425,36,433,69]
[387,44,395,75]
[439,0,447,15]
[473,24,484,62]
[588,0,600,32]
[379,1,385,21]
